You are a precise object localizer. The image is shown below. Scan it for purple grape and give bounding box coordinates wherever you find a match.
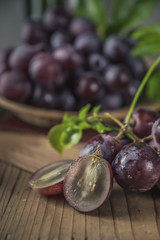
[57,89,76,111]
[29,52,66,89]
[122,80,140,105]
[152,118,160,149]
[0,70,32,102]
[74,33,101,55]
[103,36,130,62]
[127,57,146,79]
[79,134,121,164]
[9,43,47,72]
[52,44,84,71]
[75,72,104,101]
[43,7,71,32]
[103,64,131,92]
[112,142,160,192]
[69,17,95,37]
[0,47,13,74]
[88,53,109,72]
[31,85,58,109]
[21,20,47,45]
[131,108,160,138]
[50,30,71,50]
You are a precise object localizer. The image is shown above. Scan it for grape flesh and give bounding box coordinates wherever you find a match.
[112,142,160,192]
[63,152,113,212]
[131,108,160,138]
[152,118,160,149]
[79,134,121,164]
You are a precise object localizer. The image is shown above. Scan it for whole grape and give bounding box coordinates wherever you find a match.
[21,20,47,45]
[43,7,71,32]
[74,33,101,55]
[112,142,160,192]
[103,36,130,62]
[0,70,32,102]
[103,64,131,92]
[29,52,66,89]
[69,17,95,37]
[79,134,121,164]
[99,93,124,111]
[88,53,109,73]
[127,57,146,79]
[131,108,160,138]
[57,89,76,111]
[75,72,103,101]
[52,44,84,71]
[31,85,58,109]
[50,30,71,50]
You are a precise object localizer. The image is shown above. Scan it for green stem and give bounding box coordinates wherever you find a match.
[125,56,160,125]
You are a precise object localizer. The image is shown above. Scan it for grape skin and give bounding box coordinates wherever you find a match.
[112,142,160,192]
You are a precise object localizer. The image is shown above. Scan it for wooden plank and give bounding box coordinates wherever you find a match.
[0,131,84,173]
[125,190,160,240]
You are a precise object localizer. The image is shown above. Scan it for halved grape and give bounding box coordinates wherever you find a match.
[63,148,113,212]
[29,160,73,195]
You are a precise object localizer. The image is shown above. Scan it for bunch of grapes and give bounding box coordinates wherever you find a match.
[0,6,146,111]
[29,108,160,212]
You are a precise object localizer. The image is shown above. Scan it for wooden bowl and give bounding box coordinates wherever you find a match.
[0,96,160,127]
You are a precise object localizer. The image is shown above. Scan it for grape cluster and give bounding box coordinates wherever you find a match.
[0,6,146,111]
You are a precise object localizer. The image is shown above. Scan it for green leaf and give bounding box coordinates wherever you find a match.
[48,124,68,154]
[112,0,158,34]
[146,71,160,102]
[75,0,108,37]
[91,121,113,133]
[61,127,82,149]
[78,104,91,120]
[92,105,101,117]
[131,23,160,57]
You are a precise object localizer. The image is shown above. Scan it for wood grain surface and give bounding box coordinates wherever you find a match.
[0,130,160,240]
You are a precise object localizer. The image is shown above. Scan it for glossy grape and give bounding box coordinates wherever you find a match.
[103,64,131,92]
[29,52,65,88]
[79,134,121,163]
[103,36,130,62]
[74,33,101,55]
[88,53,109,73]
[99,93,124,111]
[0,70,32,102]
[131,108,160,138]
[57,89,76,111]
[112,142,160,192]
[43,7,71,32]
[52,44,84,71]
[75,72,103,101]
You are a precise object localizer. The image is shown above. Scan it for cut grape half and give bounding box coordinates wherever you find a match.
[29,160,73,195]
[63,148,113,212]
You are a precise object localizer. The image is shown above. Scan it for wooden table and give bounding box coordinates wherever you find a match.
[0,115,160,240]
